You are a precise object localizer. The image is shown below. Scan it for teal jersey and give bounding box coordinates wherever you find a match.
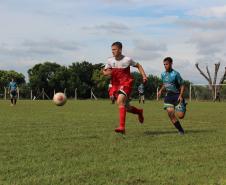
[161,69,184,94]
[138,84,144,94]
[9,82,17,91]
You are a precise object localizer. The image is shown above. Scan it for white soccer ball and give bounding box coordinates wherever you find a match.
[53,92,67,106]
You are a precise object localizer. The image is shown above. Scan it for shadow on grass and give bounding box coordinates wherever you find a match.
[144,129,215,136]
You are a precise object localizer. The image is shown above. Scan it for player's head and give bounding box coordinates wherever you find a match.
[163,57,173,71]
[111,41,122,57]
[11,78,14,82]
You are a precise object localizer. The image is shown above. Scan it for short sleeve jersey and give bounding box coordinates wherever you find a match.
[138,84,144,94]
[161,69,184,94]
[9,82,17,91]
[105,56,137,86]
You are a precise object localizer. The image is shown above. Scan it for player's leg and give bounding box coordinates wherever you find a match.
[10,92,14,106]
[166,107,184,135]
[126,100,144,124]
[142,95,145,104]
[13,91,17,105]
[122,85,144,123]
[164,93,185,134]
[10,98,13,105]
[14,97,17,105]
[115,93,127,133]
[139,95,141,104]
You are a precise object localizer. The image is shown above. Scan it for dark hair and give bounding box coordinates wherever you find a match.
[163,57,173,63]
[112,41,122,49]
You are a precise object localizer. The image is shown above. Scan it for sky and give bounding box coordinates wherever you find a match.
[0,0,226,83]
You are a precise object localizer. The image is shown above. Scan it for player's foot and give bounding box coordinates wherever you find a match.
[115,127,125,134]
[178,131,185,135]
[138,109,144,124]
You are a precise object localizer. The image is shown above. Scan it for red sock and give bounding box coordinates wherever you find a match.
[119,106,126,128]
[128,106,142,115]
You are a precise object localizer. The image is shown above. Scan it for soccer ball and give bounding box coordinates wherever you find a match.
[53,92,67,106]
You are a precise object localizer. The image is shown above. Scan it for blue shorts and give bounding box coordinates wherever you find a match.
[163,93,186,113]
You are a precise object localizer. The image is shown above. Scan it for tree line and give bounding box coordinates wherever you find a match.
[0,61,191,99]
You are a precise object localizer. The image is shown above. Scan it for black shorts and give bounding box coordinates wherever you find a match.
[10,90,17,98]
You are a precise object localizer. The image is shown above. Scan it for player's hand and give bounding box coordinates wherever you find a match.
[178,95,183,103]
[143,77,147,84]
[157,91,162,98]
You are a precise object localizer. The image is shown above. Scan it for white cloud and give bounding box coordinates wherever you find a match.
[0,39,81,58]
[189,30,226,56]
[176,19,226,30]
[128,39,167,61]
[83,22,130,34]
[188,5,226,18]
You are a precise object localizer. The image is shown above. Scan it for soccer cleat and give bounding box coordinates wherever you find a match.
[115,127,125,134]
[178,131,185,135]
[138,109,144,124]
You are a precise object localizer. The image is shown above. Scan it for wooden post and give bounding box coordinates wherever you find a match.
[90,88,92,99]
[42,88,44,100]
[75,88,77,100]
[189,83,192,102]
[31,90,33,100]
[214,84,217,100]
[18,88,20,100]
[4,87,7,100]
[156,87,159,101]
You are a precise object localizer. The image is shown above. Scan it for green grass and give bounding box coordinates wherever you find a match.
[0,100,226,185]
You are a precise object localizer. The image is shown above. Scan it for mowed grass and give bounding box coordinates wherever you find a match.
[0,100,226,185]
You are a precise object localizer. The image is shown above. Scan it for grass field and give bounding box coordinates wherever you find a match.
[0,100,226,185]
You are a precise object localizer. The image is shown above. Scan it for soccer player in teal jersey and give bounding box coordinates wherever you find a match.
[8,78,18,106]
[138,83,145,104]
[158,57,187,135]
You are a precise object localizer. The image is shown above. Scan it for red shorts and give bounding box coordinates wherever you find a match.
[109,85,132,99]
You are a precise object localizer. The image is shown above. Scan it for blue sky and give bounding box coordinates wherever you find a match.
[0,0,226,83]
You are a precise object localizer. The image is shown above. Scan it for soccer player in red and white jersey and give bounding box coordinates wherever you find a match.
[103,42,147,134]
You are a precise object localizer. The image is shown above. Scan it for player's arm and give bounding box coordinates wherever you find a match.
[177,73,185,103]
[102,62,112,76]
[179,85,185,99]
[157,84,165,98]
[157,73,165,97]
[102,67,112,76]
[8,84,11,94]
[134,63,147,83]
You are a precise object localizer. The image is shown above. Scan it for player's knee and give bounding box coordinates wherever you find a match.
[177,112,185,119]
[167,110,174,116]
[117,100,124,106]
